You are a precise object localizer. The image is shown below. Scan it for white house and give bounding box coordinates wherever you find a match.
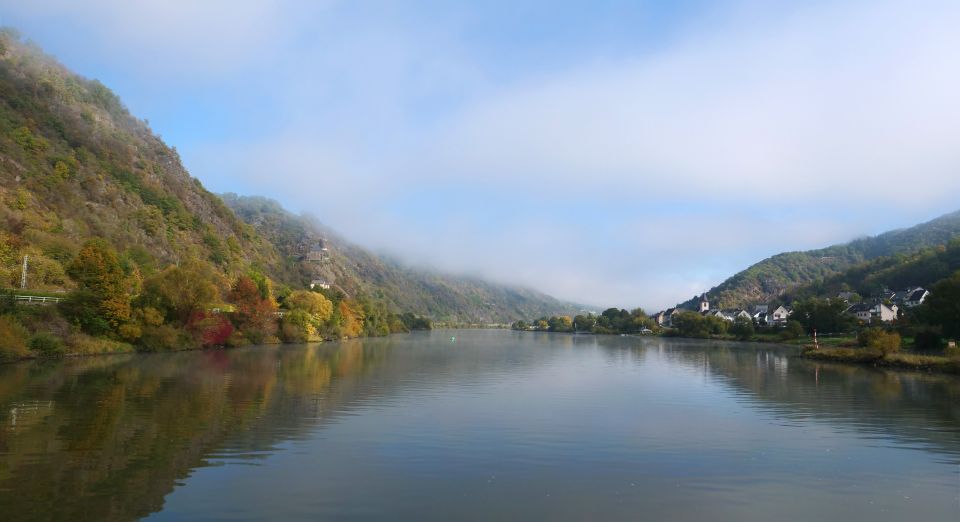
[666,307,690,326]
[847,302,898,323]
[707,309,728,320]
[903,288,929,308]
[653,310,670,326]
[310,279,331,290]
[771,305,792,324]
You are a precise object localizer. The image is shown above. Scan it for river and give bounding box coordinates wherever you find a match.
[1,330,958,520]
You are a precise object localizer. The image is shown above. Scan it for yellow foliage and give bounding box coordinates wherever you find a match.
[15,188,28,210]
[118,323,142,342]
[0,315,30,361]
[285,290,333,323]
[139,307,165,327]
[338,300,365,338]
[53,160,71,181]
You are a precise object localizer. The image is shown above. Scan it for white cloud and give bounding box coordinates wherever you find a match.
[419,0,960,207]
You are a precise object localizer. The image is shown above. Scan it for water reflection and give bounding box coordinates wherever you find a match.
[0,340,395,520]
[0,331,957,521]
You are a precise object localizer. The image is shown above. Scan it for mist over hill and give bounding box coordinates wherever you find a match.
[222,194,584,323]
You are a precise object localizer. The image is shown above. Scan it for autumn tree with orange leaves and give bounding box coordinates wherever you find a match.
[229,275,278,343]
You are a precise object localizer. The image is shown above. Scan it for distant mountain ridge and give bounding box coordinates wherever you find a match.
[680,209,960,309]
[222,194,583,323]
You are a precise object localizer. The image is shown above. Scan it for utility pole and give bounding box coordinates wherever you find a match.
[20,254,28,290]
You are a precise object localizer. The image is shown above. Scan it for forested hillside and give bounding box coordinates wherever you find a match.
[681,210,960,309]
[222,194,582,323]
[785,238,960,303]
[0,30,283,290]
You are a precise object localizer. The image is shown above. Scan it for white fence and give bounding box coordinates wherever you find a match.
[11,295,65,305]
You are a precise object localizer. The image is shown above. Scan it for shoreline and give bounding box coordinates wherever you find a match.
[0,330,434,365]
[11,329,959,377]
[515,329,960,375]
[799,346,960,375]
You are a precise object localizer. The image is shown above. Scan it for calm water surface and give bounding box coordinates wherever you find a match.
[1,330,959,521]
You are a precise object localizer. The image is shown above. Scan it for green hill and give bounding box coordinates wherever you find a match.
[222,194,582,323]
[681,210,960,309]
[0,29,282,290]
[784,238,960,303]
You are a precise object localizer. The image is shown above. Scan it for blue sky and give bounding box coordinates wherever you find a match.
[3,0,960,310]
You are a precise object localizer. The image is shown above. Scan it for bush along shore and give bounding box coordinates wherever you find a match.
[0,241,432,364]
[799,328,960,374]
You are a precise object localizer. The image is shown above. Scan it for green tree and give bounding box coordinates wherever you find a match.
[138,260,220,324]
[66,239,130,331]
[858,328,901,356]
[29,331,65,357]
[285,291,333,322]
[280,310,314,343]
[0,315,29,361]
[791,298,853,334]
[672,311,710,338]
[573,314,596,332]
[731,316,754,340]
[920,272,960,338]
[780,320,804,340]
[548,316,574,332]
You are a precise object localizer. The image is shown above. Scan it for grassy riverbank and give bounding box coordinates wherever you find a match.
[662,329,960,375]
[800,346,960,374]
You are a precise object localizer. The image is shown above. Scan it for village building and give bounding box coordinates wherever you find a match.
[771,305,792,324]
[305,238,330,263]
[837,291,858,303]
[698,294,710,313]
[665,307,685,327]
[753,311,771,326]
[706,309,727,320]
[847,301,898,323]
[310,279,331,290]
[653,310,673,327]
[902,288,930,308]
[877,289,897,302]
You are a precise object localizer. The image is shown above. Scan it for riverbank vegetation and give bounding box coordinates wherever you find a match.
[0,237,431,362]
[512,307,657,335]
[801,327,960,374]
[0,239,431,360]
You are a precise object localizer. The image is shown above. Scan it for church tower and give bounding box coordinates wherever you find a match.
[699,293,710,313]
